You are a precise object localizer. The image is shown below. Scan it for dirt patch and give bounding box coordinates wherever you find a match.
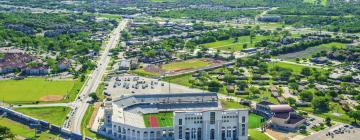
[267,128,299,140]
[39,95,63,102]
[88,102,102,128]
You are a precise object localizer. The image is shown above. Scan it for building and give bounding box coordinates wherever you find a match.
[57,59,71,71]
[241,48,257,54]
[269,105,305,131]
[99,92,249,140]
[0,53,36,74]
[119,59,137,70]
[174,110,248,140]
[255,102,305,131]
[311,57,328,64]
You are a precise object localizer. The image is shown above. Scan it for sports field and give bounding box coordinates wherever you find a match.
[0,78,79,104]
[201,35,273,52]
[14,107,71,126]
[144,112,173,128]
[161,59,212,71]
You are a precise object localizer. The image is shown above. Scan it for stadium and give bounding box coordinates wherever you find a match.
[99,92,248,140]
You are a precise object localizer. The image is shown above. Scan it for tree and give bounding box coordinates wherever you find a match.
[312,97,330,112]
[325,117,332,126]
[287,97,297,107]
[243,43,248,49]
[89,92,99,102]
[247,86,261,97]
[0,126,14,139]
[301,67,312,76]
[224,73,236,84]
[348,110,360,123]
[299,90,314,102]
[208,80,222,92]
[236,81,248,91]
[288,82,299,90]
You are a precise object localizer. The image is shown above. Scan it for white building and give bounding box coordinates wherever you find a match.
[98,93,249,140]
[174,110,248,140]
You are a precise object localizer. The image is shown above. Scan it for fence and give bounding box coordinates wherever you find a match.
[0,106,92,140]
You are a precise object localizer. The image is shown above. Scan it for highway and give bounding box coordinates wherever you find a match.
[64,19,128,133]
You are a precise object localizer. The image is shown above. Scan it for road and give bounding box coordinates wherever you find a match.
[64,19,128,133]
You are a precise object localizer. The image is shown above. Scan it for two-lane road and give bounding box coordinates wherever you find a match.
[65,19,128,133]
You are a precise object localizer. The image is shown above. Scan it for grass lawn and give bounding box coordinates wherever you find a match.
[144,112,173,128]
[81,105,106,139]
[162,73,193,87]
[132,68,161,77]
[161,59,211,71]
[303,0,328,6]
[268,61,323,74]
[220,99,249,109]
[238,91,279,104]
[14,107,70,126]
[0,78,82,104]
[248,113,265,129]
[0,117,59,139]
[298,102,354,124]
[201,35,273,52]
[276,42,346,61]
[249,129,272,140]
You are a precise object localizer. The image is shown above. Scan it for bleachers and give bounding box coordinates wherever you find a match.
[116,93,220,114]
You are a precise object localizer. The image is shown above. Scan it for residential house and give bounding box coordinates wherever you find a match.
[25,65,50,75]
[311,57,328,64]
[57,59,71,71]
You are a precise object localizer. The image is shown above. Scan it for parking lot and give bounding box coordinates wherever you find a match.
[104,74,203,98]
[303,124,360,140]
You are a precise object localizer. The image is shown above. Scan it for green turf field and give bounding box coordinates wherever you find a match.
[144,112,173,128]
[14,107,70,126]
[201,35,273,52]
[161,59,211,71]
[0,78,79,104]
[0,117,59,139]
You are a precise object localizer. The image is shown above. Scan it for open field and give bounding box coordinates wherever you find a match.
[161,73,193,87]
[303,0,328,6]
[144,112,173,128]
[0,117,59,139]
[132,68,161,77]
[277,42,347,61]
[143,58,228,76]
[201,35,273,52]
[14,107,70,126]
[0,78,82,104]
[268,61,322,74]
[162,59,211,71]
